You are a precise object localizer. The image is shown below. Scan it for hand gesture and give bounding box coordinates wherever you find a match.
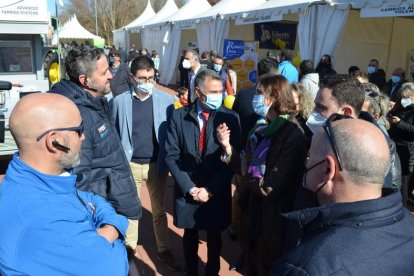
[216,123,231,154]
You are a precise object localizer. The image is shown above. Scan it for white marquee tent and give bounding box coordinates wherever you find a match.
[112,0,156,49]
[155,0,212,85]
[115,0,414,84]
[58,14,101,40]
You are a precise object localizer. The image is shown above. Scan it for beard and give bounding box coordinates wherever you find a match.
[58,149,81,169]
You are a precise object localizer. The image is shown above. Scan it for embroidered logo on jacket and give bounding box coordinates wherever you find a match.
[98,124,108,138]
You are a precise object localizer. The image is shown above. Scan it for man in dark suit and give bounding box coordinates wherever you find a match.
[383,67,407,102]
[183,50,206,103]
[232,57,279,146]
[166,70,241,275]
[367,59,386,90]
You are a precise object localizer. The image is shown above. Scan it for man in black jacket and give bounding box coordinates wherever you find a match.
[383,67,407,102]
[109,50,132,98]
[272,118,414,275]
[49,47,142,240]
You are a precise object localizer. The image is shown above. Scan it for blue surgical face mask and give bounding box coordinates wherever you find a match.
[109,56,115,64]
[391,75,401,84]
[252,95,271,117]
[213,64,222,72]
[401,97,413,108]
[137,82,155,94]
[306,110,327,133]
[201,92,222,110]
[367,66,376,74]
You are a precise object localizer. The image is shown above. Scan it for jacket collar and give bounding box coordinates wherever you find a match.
[5,153,77,194]
[51,79,109,114]
[284,189,404,233]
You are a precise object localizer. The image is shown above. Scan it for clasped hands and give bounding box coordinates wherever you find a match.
[190,187,212,203]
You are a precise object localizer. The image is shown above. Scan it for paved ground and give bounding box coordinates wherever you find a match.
[131,175,243,276]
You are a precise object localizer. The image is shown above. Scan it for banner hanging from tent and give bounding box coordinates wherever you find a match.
[223,39,259,90]
[361,4,414,18]
[254,21,297,50]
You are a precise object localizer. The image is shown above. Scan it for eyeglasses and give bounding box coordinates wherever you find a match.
[322,113,353,171]
[134,76,154,83]
[36,121,84,142]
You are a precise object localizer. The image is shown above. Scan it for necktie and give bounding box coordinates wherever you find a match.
[199,111,210,154]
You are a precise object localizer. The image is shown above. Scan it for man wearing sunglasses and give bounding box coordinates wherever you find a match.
[49,47,142,240]
[272,118,414,275]
[306,77,401,192]
[0,94,129,275]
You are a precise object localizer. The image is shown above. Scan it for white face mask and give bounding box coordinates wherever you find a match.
[182,59,191,69]
[306,111,327,133]
[401,97,413,108]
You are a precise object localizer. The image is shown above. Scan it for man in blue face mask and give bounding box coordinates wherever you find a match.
[384,67,407,102]
[111,56,180,271]
[165,69,242,276]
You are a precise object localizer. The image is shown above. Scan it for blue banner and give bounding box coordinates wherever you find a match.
[223,39,245,60]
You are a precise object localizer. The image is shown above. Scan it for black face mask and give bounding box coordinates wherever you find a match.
[302,159,327,196]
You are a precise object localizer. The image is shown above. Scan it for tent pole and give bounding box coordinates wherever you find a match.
[385,17,395,77]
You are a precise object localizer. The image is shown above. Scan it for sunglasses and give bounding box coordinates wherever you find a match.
[36,121,84,142]
[322,113,353,171]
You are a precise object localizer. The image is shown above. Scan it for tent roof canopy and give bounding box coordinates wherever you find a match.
[132,0,179,30]
[58,14,101,40]
[185,0,268,23]
[124,0,156,30]
[149,0,212,29]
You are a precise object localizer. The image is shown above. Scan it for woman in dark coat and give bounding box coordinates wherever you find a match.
[315,54,337,80]
[387,82,414,200]
[218,75,307,275]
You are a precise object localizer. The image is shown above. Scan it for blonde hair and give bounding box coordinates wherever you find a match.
[400,82,414,98]
[291,83,314,119]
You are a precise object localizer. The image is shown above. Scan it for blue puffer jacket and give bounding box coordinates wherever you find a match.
[50,80,141,220]
[0,154,129,275]
[272,189,414,275]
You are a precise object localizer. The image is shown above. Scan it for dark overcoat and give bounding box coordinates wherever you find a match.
[166,102,241,231]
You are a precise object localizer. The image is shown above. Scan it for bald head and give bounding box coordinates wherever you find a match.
[10,93,81,151]
[314,119,390,186]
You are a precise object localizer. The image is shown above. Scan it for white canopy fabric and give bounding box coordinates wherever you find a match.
[113,0,155,50]
[299,4,349,66]
[158,25,182,85]
[124,0,156,31]
[58,15,101,40]
[150,0,212,29]
[136,0,179,30]
[196,19,229,55]
[187,0,267,23]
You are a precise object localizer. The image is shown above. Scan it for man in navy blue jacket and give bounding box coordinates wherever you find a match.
[272,118,414,275]
[50,47,141,224]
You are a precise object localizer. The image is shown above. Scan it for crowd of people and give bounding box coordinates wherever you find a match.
[1,44,414,276]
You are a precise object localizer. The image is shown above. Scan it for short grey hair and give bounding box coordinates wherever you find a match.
[332,122,390,185]
[186,50,200,62]
[65,47,106,84]
[195,69,222,91]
